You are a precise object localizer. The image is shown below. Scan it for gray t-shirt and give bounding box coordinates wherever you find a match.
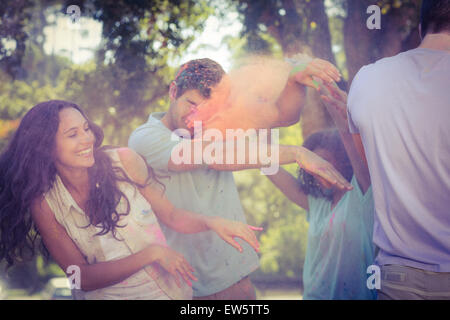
[128,112,259,296]
[348,48,450,272]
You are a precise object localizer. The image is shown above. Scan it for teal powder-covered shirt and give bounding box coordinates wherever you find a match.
[128,112,259,297]
[303,175,377,300]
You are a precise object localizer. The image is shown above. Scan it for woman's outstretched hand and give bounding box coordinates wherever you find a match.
[206,216,263,253]
[296,146,353,191]
[149,244,197,288]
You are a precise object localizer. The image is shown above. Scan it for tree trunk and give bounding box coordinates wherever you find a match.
[298,0,335,138]
[344,0,421,85]
[344,0,374,84]
[308,0,336,64]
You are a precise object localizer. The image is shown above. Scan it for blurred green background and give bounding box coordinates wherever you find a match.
[0,0,421,299]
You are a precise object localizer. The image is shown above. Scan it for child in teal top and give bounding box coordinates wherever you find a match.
[267,83,376,299]
[303,174,375,299]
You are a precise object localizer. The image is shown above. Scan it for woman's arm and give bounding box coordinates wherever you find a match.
[320,83,371,193]
[117,148,262,253]
[266,167,309,211]
[31,197,196,291]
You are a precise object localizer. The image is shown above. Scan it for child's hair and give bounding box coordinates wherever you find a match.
[173,58,225,99]
[297,129,353,200]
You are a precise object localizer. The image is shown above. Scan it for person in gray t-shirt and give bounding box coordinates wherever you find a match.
[347,0,450,300]
[129,58,352,299]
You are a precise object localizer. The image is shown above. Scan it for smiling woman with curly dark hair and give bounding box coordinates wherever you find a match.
[0,101,136,265]
[0,100,261,300]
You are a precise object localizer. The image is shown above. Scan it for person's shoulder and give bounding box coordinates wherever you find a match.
[30,194,52,219]
[352,61,382,84]
[115,147,148,184]
[102,147,141,168]
[304,194,330,223]
[306,193,329,210]
[353,50,414,82]
[100,147,146,184]
[128,112,171,149]
[133,112,169,132]
[116,147,144,168]
[350,63,377,90]
[349,53,405,101]
[144,112,166,127]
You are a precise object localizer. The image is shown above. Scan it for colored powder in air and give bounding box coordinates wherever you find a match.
[185,55,294,134]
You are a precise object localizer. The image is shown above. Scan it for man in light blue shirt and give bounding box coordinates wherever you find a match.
[129,58,351,299]
[347,0,450,299]
[130,111,261,298]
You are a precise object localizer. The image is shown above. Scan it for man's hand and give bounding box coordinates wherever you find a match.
[206,216,263,253]
[296,146,353,191]
[289,57,341,90]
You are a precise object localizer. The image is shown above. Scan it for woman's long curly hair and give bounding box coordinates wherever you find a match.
[297,129,353,201]
[0,100,160,269]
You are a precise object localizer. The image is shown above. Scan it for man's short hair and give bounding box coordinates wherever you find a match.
[173,58,225,99]
[420,0,450,38]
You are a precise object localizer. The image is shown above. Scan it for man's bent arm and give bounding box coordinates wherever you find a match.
[167,136,353,191]
[272,77,307,128]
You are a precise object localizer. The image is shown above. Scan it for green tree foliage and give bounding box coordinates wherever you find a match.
[0,0,212,146]
[0,0,34,79]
